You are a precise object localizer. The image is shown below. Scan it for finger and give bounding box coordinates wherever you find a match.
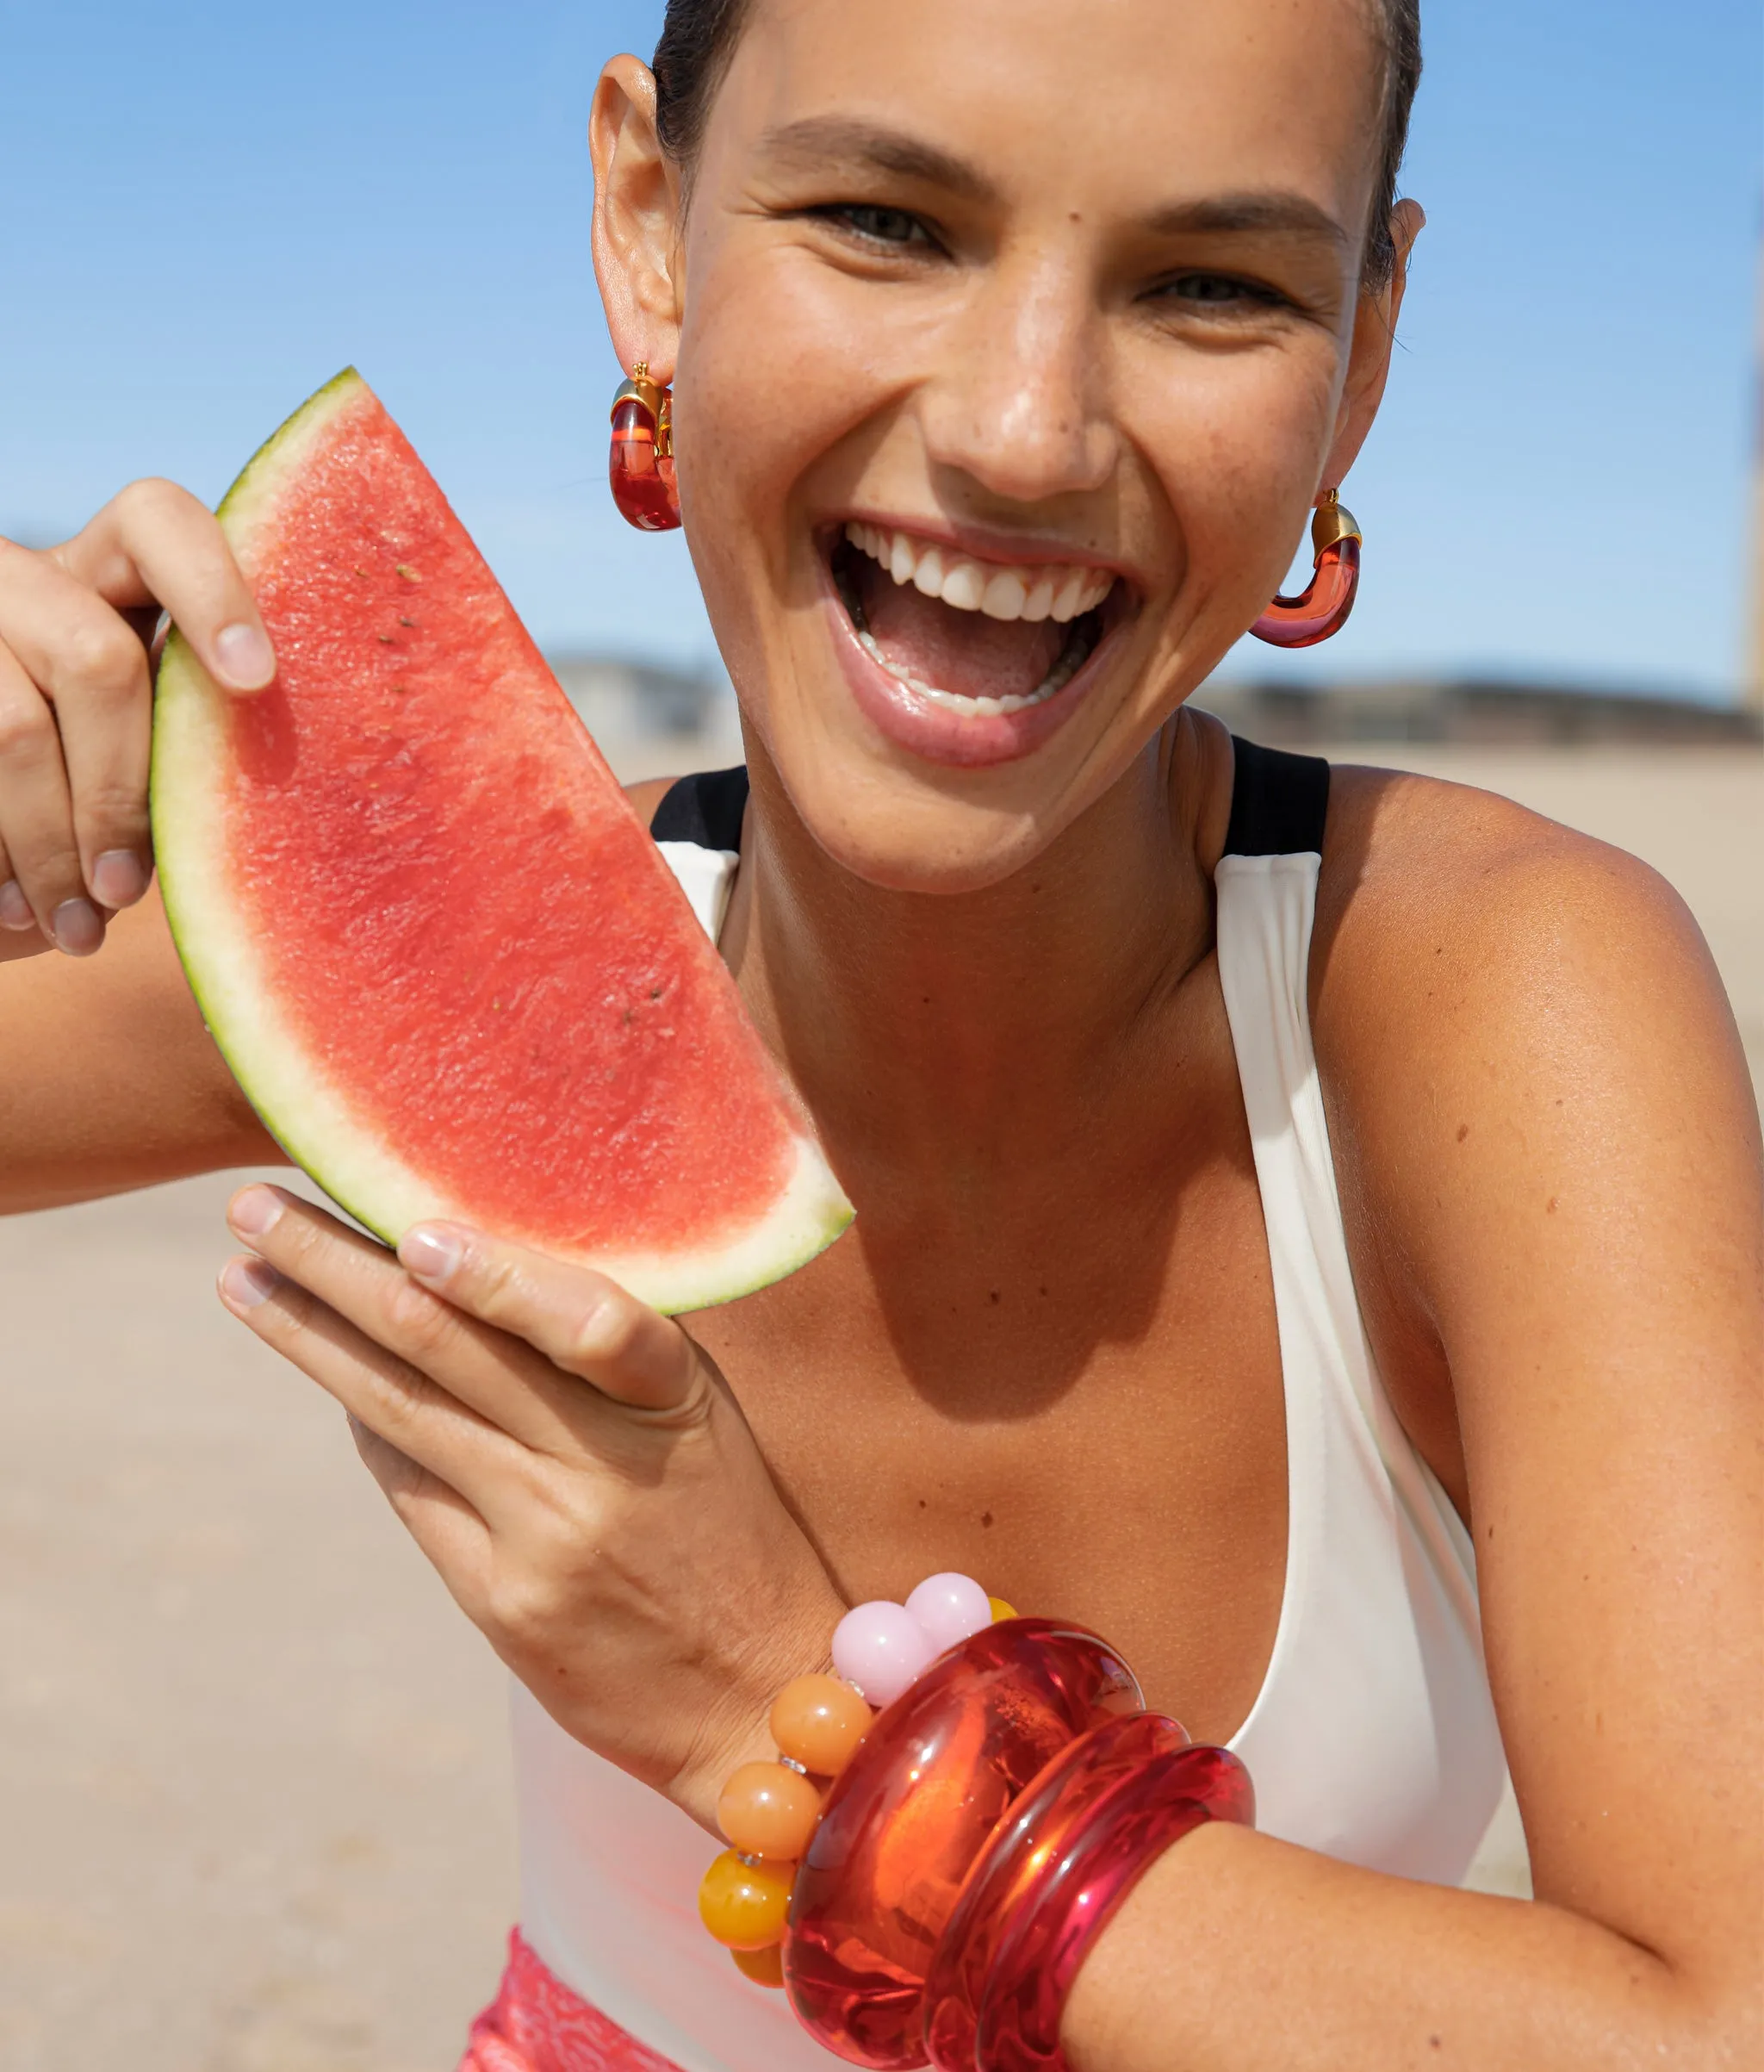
[0,820,52,961]
[0,638,104,954]
[0,827,36,933]
[344,1412,494,1620]
[225,1185,589,1456]
[49,478,276,694]
[215,1249,531,1523]
[397,1221,703,1417]
[0,542,152,912]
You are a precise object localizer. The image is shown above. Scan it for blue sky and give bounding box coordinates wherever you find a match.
[2,1,1758,698]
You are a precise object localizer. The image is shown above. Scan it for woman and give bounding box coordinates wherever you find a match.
[0,0,1757,2066]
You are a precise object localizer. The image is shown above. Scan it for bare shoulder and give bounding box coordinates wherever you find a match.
[625,775,677,828]
[1313,759,1753,1117]
[1309,761,1761,1495]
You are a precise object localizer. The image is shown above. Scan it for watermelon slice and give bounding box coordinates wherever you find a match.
[152,370,851,1313]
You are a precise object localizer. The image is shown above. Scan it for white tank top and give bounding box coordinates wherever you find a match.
[508,749,1512,2072]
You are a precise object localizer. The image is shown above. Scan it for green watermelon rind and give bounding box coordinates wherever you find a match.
[151,369,853,1315]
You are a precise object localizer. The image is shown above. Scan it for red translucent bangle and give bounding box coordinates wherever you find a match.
[784,1618,1143,2066]
[972,1740,1255,2072]
[922,1711,1192,2070]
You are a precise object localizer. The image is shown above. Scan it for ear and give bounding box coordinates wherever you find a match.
[1319,197,1425,495]
[590,55,686,383]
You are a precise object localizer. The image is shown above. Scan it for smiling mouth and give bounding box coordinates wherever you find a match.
[829,522,1118,718]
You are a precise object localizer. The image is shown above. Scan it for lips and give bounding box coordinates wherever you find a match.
[823,520,1129,769]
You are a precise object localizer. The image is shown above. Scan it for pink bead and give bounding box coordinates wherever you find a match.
[832,1601,935,1709]
[905,1573,995,1657]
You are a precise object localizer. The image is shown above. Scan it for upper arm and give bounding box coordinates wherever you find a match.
[0,885,282,1210]
[1318,771,1761,1984]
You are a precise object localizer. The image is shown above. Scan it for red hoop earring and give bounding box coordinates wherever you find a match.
[1250,489,1360,647]
[608,362,681,532]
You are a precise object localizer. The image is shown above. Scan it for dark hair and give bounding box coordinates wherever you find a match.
[653,0,1421,289]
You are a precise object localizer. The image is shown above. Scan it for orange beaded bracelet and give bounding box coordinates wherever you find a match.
[697,1670,874,1972]
[698,1577,1010,1982]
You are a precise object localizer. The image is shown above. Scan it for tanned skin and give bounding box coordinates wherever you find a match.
[1,3,1757,2065]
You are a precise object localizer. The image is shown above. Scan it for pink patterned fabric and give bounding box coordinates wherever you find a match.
[461,1930,687,2072]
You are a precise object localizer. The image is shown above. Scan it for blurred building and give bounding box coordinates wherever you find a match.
[1193,677,1762,746]
[548,655,730,740]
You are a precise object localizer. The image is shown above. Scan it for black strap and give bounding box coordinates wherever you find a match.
[1221,736,1330,858]
[649,765,750,851]
[649,746,1326,862]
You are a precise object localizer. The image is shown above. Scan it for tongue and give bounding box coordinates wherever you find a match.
[858,557,1065,702]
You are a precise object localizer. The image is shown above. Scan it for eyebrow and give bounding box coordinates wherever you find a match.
[1143,194,1352,247]
[755,119,1349,249]
[755,117,997,202]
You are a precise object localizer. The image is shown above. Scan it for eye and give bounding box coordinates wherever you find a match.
[812,203,935,249]
[1154,271,1287,312]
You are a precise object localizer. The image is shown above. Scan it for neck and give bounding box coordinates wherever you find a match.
[722,714,1225,1191]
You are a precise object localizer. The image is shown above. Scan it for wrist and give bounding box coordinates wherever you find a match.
[674,1580,847,1834]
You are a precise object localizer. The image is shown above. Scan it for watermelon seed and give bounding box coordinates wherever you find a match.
[399,615,417,628]
[649,986,663,1000]
[377,632,396,644]
[354,566,370,578]
[396,563,423,582]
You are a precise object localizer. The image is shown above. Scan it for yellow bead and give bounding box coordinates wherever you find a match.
[698,1848,794,1950]
[988,1596,1020,1623]
[731,1943,786,1988]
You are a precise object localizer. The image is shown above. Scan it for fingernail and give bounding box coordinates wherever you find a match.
[220,1256,280,1310]
[399,1225,463,1284]
[0,880,34,930]
[228,1185,284,1238]
[51,898,104,956]
[213,621,276,690]
[90,849,149,910]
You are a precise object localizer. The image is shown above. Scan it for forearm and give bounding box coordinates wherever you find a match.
[1064,1822,1748,2072]
[1,890,281,1210]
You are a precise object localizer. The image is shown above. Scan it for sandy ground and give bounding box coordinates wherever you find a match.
[2,738,1758,2069]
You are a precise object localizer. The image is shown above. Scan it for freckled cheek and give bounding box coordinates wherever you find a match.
[673,255,909,676]
[1132,352,1341,614]
[682,265,905,522]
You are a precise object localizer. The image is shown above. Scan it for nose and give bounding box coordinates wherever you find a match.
[917,248,1119,508]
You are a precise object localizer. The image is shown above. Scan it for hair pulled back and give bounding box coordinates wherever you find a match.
[651,0,1421,288]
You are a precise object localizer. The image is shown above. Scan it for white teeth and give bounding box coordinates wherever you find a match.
[980,570,1028,621]
[940,561,986,612]
[843,522,1115,625]
[1052,567,1090,620]
[839,520,1112,719]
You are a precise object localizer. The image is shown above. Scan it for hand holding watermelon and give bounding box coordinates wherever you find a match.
[0,480,275,961]
[217,1180,848,1829]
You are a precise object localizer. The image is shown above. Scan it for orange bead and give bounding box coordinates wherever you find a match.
[731,1943,786,1988]
[988,1597,1020,1623]
[770,1672,872,1778]
[718,1761,822,1861]
[698,1848,794,1950]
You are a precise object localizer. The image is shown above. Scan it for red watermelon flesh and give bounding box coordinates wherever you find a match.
[152,370,850,1312]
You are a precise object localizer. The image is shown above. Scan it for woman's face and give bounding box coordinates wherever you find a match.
[598,0,1410,892]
